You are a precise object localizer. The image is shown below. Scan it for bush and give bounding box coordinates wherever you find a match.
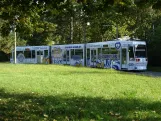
[0,51,9,62]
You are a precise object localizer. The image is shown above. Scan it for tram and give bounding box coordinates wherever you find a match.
[10,40,147,71]
[86,40,147,70]
[10,46,50,64]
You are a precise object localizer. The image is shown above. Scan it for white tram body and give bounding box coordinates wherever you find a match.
[10,40,147,71]
[51,44,85,66]
[10,46,50,64]
[86,40,147,70]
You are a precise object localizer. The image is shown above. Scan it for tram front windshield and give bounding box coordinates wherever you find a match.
[135,45,147,58]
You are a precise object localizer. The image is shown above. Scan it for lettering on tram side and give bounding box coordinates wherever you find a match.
[53,60,63,64]
[89,45,102,48]
[65,46,81,49]
[34,47,48,50]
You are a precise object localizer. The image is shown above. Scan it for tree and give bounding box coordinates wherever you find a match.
[0,33,26,54]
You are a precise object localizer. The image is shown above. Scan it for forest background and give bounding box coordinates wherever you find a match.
[1,0,161,66]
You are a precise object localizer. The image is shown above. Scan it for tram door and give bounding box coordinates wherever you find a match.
[121,48,128,69]
[36,50,48,63]
[36,50,44,63]
[63,50,70,65]
[90,49,97,67]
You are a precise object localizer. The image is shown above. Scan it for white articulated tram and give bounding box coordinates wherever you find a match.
[86,40,147,70]
[10,46,50,64]
[51,44,85,66]
[10,40,147,71]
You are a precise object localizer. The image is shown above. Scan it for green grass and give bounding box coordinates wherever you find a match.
[0,63,161,121]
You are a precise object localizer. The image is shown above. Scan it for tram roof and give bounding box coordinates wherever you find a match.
[86,40,146,45]
[15,46,49,51]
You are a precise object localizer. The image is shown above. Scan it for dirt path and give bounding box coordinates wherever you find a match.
[134,71,161,77]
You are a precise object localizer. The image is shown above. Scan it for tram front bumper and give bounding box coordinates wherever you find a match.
[134,66,147,71]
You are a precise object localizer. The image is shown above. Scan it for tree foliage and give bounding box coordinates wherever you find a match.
[1,0,161,65]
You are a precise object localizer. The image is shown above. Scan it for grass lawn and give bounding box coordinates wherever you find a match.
[0,63,161,121]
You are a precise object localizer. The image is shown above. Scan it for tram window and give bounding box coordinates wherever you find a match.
[75,49,83,58]
[135,45,147,58]
[41,51,43,55]
[110,48,118,54]
[63,51,66,60]
[71,49,75,56]
[44,50,48,57]
[63,50,69,61]
[103,44,108,48]
[122,49,127,64]
[129,46,134,60]
[32,50,35,58]
[110,48,119,60]
[98,48,102,59]
[24,51,31,58]
[37,51,43,55]
[91,49,96,62]
[102,48,109,54]
[66,51,69,61]
[17,51,23,56]
[98,48,101,54]
[135,45,146,50]
[87,49,90,59]
[37,51,40,55]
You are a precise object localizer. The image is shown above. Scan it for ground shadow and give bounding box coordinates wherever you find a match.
[66,70,125,75]
[127,71,161,77]
[0,88,161,121]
